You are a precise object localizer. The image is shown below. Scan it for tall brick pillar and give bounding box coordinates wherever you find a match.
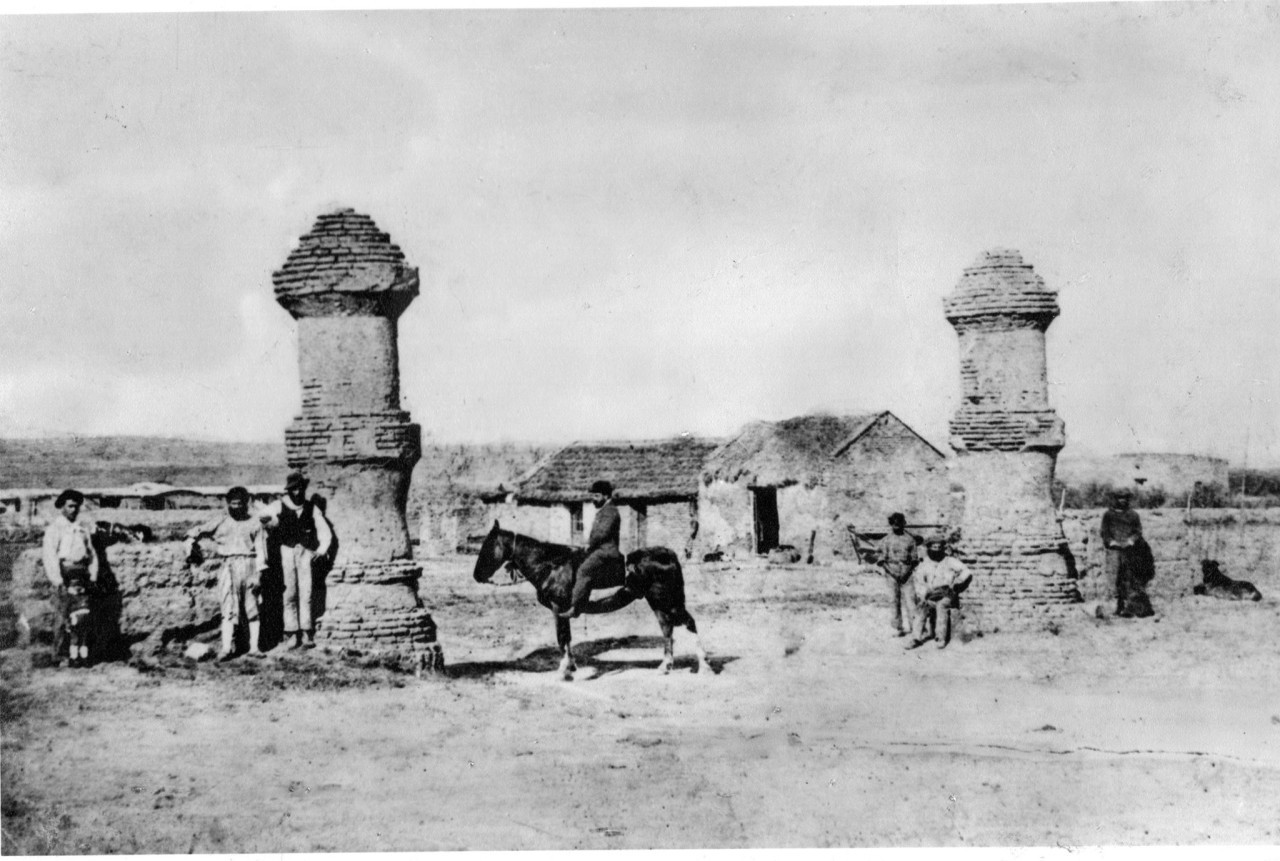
[943,249,1081,627]
[273,208,443,669]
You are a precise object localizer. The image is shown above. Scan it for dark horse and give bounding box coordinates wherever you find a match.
[472,521,710,680]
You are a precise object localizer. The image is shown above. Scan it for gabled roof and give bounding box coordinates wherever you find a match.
[702,412,882,487]
[517,437,721,504]
[830,411,948,460]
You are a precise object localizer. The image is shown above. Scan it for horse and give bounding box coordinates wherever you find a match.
[472,521,711,681]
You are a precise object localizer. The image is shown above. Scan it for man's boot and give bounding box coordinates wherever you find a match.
[936,607,952,649]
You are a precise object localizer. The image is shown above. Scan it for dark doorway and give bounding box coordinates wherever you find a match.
[752,487,779,555]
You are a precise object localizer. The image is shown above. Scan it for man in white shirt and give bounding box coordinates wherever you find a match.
[259,472,333,650]
[41,489,99,667]
[907,532,972,650]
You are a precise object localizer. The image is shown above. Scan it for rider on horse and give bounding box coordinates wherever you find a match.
[560,479,625,618]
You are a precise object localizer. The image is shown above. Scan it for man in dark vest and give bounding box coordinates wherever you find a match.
[560,479,625,619]
[260,471,334,649]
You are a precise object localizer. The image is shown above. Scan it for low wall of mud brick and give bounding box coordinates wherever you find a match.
[11,543,221,645]
[1061,508,1280,604]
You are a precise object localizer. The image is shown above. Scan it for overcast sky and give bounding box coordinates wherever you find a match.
[2,4,1277,465]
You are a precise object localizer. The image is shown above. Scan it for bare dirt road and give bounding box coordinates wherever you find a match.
[3,558,1278,852]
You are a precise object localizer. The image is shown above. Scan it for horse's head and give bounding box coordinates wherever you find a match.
[473,521,511,583]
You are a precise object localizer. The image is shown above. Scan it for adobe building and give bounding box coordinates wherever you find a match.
[699,411,949,561]
[272,208,443,669]
[493,437,719,558]
[943,249,1081,624]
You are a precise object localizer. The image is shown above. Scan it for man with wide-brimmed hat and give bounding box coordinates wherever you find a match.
[260,471,333,649]
[41,489,99,667]
[907,531,972,650]
[560,479,625,619]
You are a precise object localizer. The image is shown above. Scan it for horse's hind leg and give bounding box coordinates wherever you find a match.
[555,616,575,681]
[681,610,712,674]
[655,614,674,675]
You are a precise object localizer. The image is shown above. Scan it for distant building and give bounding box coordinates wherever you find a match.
[0,483,280,527]
[699,412,949,561]
[480,437,721,557]
[1055,453,1230,500]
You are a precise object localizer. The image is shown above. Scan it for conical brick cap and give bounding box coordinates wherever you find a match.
[943,248,1059,328]
[273,209,418,317]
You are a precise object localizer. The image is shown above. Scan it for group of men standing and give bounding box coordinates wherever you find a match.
[41,471,334,667]
[872,489,1155,644]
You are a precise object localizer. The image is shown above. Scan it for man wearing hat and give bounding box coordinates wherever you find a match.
[560,479,625,619]
[908,531,972,650]
[873,512,919,637]
[260,471,334,649]
[1101,488,1150,617]
[41,489,99,667]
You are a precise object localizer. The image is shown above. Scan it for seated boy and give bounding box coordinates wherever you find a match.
[907,532,972,650]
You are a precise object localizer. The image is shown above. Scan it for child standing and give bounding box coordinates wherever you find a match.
[185,486,268,661]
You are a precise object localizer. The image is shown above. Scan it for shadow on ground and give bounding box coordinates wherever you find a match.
[446,634,737,680]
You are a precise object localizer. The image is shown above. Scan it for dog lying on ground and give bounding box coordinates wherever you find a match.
[1193,560,1262,602]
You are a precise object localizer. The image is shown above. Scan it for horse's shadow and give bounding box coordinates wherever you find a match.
[447,634,737,681]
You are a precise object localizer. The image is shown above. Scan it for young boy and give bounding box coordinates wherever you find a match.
[907,532,972,650]
[873,512,919,637]
[185,486,268,661]
[41,489,98,668]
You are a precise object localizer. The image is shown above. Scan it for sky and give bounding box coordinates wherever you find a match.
[1,3,1278,465]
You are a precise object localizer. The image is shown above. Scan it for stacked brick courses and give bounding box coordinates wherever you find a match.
[274,209,443,670]
[944,250,1080,628]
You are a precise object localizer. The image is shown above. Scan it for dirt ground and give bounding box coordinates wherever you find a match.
[2,557,1279,852]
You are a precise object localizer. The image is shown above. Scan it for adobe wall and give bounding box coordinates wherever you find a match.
[1056,453,1230,498]
[1061,507,1280,603]
[643,501,699,557]
[697,480,754,559]
[11,543,221,646]
[697,480,845,561]
[825,429,950,527]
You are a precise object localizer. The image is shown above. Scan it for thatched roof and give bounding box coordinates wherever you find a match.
[516,437,722,504]
[702,412,883,487]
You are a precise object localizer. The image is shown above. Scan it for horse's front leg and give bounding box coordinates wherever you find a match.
[555,615,576,681]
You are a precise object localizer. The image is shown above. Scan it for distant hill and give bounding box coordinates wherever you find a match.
[0,436,551,490]
[0,437,553,535]
[0,436,287,489]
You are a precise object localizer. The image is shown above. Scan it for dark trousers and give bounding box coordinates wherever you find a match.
[568,548,625,615]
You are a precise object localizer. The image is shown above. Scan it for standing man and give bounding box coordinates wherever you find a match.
[260,472,333,650]
[41,490,99,668]
[873,512,919,637]
[561,479,625,619]
[185,487,268,661]
[908,532,972,650]
[1101,489,1151,618]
